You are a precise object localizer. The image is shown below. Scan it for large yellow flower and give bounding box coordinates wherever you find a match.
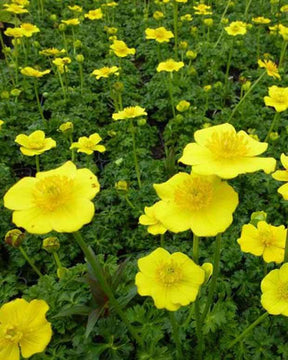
[91,66,120,79]
[110,40,136,57]
[0,298,52,360]
[139,204,167,235]
[225,21,248,36]
[157,59,184,72]
[15,130,56,156]
[179,123,276,179]
[20,67,50,78]
[112,106,147,120]
[70,133,106,155]
[237,221,286,263]
[135,247,205,311]
[4,27,24,38]
[272,153,288,199]
[258,59,281,80]
[145,27,174,43]
[84,8,103,20]
[264,86,288,112]
[3,3,28,13]
[261,263,288,315]
[20,23,40,37]
[4,161,100,234]
[152,172,238,236]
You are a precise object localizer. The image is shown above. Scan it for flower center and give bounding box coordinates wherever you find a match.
[174,177,213,211]
[33,175,74,212]
[274,91,287,104]
[205,130,250,159]
[4,325,23,343]
[259,229,274,247]
[277,282,288,300]
[157,261,182,286]
[28,139,45,150]
[83,139,95,149]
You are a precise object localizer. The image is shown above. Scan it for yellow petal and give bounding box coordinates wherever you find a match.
[272,170,288,181]
[138,247,170,276]
[12,207,53,234]
[153,172,190,201]
[278,183,288,199]
[0,341,19,360]
[194,123,236,147]
[4,177,36,210]
[20,322,52,358]
[280,153,288,170]
[73,168,100,199]
[178,143,213,165]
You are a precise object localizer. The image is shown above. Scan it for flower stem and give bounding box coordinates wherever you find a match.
[193,234,199,263]
[160,233,165,248]
[19,246,43,277]
[34,80,45,121]
[168,73,176,118]
[57,69,67,101]
[79,62,84,94]
[264,112,280,142]
[169,312,183,360]
[173,0,179,58]
[73,231,142,345]
[227,312,269,349]
[35,155,40,172]
[129,118,142,189]
[224,40,234,96]
[279,40,288,69]
[244,0,253,19]
[69,135,76,162]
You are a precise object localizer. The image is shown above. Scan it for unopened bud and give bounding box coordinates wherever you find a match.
[250,211,267,226]
[115,180,128,192]
[42,237,60,253]
[5,229,25,248]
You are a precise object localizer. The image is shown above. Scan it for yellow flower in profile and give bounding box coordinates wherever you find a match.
[281,5,288,12]
[15,130,56,156]
[261,263,288,315]
[225,21,248,36]
[153,172,238,236]
[4,161,100,234]
[52,57,71,73]
[4,27,24,38]
[193,4,212,15]
[258,59,281,80]
[179,123,276,179]
[20,67,50,78]
[68,5,82,12]
[237,221,286,263]
[252,17,271,24]
[0,298,52,360]
[181,14,193,21]
[39,48,66,57]
[269,24,280,35]
[70,133,106,155]
[20,23,40,37]
[110,40,136,57]
[264,86,288,112]
[175,0,187,2]
[279,24,288,41]
[145,27,174,43]
[91,66,120,79]
[139,204,167,235]
[272,153,288,199]
[3,3,28,13]
[84,8,103,20]
[157,59,184,72]
[112,106,147,120]
[135,247,205,311]
[61,18,80,26]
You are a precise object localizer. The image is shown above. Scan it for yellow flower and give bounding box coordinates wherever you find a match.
[193,4,212,15]
[203,85,212,92]
[52,57,71,73]
[258,59,281,80]
[61,18,80,26]
[3,3,28,13]
[153,172,238,236]
[157,58,184,72]
[102,1,118,7]
[0,120,4,129]
[15,130,56,156]
[70,133,106,155]
[264,86,288,112]
[272,153,288,199]
[4,27,24,38]
[68,5,82,12]
[84,9,103,20]
[0,298,52,360]
[135,247,205,311]
[261,263,288,315]
[145,27,174,43]
[110,40,136,57]
[281,5,288,12]
[203,18,213,27]
[112,106,147,120]
[4,161,100,234]
[269,24,280,35]
[39,48,66,56]
[180,14,193,21]
[225,21,248,36]
[252,17,271,24]
[12,0,30,6]
[279,24,288,41]
[20,67,50,78]
[91,66,120,79]
[237,221,286,263]
[20,23,40,37]
[179,123,276,179]
[175,0,187,2]
[176,100,190,112]
[139,204,167,235]
[153,11,164,20]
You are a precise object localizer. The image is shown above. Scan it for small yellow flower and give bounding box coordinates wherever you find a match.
[269,24,280,35]
[203,18,213,26]
[238,221,286,263]
[61,18,80,26]
[0,119,4,129]
[20,23,40,37]
[258,59,280,79]
[279,24,288,41]
[281,5,288,12]
[112,106,147,120]
[203,85,212,92]
[193,4,212,15]
[139,204,167,235]
[115,180,128,192]
[4,27,24,38]
[145,27,174,43]
[15,130,56,156]
[153,11,164,20]
[157,58,184,72]
[52,57,71,73]
[225,21,248,36]
[261,263,288,315]
[20,67,51,78]
[175,0,187,2]
[91,66,120,79]
[102,1,118,7]
[68,5,82,12]
[252,17,271,24]
[70,133,106,155]
[176,100,190,112]
[264,86,288,112]
[84,8,103,20]
[110,40,136,57]
[135,247,205,311]
[58,121,74,134]
[39,48,66,57]
[3,3,28,13]
[272,153,288,199]
[12,0,30,6]
[0,298,52,360]
[180,14,193,21]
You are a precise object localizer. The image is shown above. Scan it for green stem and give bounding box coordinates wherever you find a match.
[244,0,253,19]
[256,27,261,59]
[263,261,267,275]
[264,112,280,142]
[201,234,222,323]
[53,252,62,269]
[167,73,176,118]
[125,194,135,209]
[169,312,183,360]
[193,234,199,263]
[35,155,40,172]
[19,246,43,277]
[73,231,142,345]
[57,69,67,101]
[227,312,269,349]
[79,63,84,94]
[129,119,142,189]
[71,27,76,55]
[221,0,232,22]
[284,227,288,262]
[173,1,179,58]
[160,233,165,248]
[34,80,45,121]
[224,40,234,96]
[279,41,288,69]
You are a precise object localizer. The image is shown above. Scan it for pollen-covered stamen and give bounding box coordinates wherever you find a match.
[4,325,23,343]
[206,130,250,159]
[174,177,213,211]
[157,261,183,286]
[259,230,274,247]
[277,282,288,300]
[33,175,74,212]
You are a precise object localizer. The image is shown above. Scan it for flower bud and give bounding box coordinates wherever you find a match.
[113,81,124,92]
[250,211,267,226]
[10,89,21,97]
[179,41,188,49]
[242,80,251,92]
[76,54,84,63]
[176,100,190,112]
[203,18,213,27]
[42,237,60,253]
[153,11,164,20]
[188,66,197,76]
[50,14,57,21]
[58,121,74,135]
[186,50,197,59]
[203,85,212,92]
[74,39,82,48]
[1,91,9,99]
[5,229,25,248]
[108,130,117,137]
[58,24,66,31]
[137,118,146,126]
[33,41,40,49]
[201,263,213,283]
[269,131,279,141]
[115,180,128,192]
[174,114,184,123]
[221,18,229,25]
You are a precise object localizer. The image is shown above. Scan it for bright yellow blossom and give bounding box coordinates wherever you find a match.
[4,27,24,38]
[145,27,174,43]
[0,298,52,360]
[4,161,100,234]
[157,59,184,72]
[264,86,288,112]
[20,67,50,78]
[15,130,56,156]
[272,153,288,199]
[225,21,248,36]
[153,11,164,20]
[281,5,288,12]
[84,9,103,20]
[252,17,271,24]
[181,14,193,21]
[179,123,276,179]
[0,120,4,129]
[112,106,147,120]
[193,4,212,15]
[3,3,28,13]
[135,247,205,311]
[70,133,106,155]
[39,48,66,57]
[279,24,288,41]
[258,59,281,80]
[52,57,71,73]
[20,23,40,37]
[91,66,120,79]
[110,40,136,57]
[68,5,82,12]
[139,204,167,235]
[12,0,29,6]
[61,18,80,26]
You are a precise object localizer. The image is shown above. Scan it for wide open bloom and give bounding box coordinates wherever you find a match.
[4,161,100,234]
[145,27,174,43]
[84,8,103,20]
[225,21,248,36]
[237,221,286,263]
[157,59,184,72]
[272,153,288,199]
[70,133,106,155]
[20,67,50,78]
[258,59,281,80]
[20,23,40,37]
[0,298,52,360]
[15,130,56,156]
[261,263,288,315]
[152,172,238,237]
[135,247,205,311]
[179,123,276,179]
[139,204,167,235]
[264,86,288,112]
[112,106,147,120]
[3,3,28,13]
[91,66,120,79]
[110,40,135,57]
